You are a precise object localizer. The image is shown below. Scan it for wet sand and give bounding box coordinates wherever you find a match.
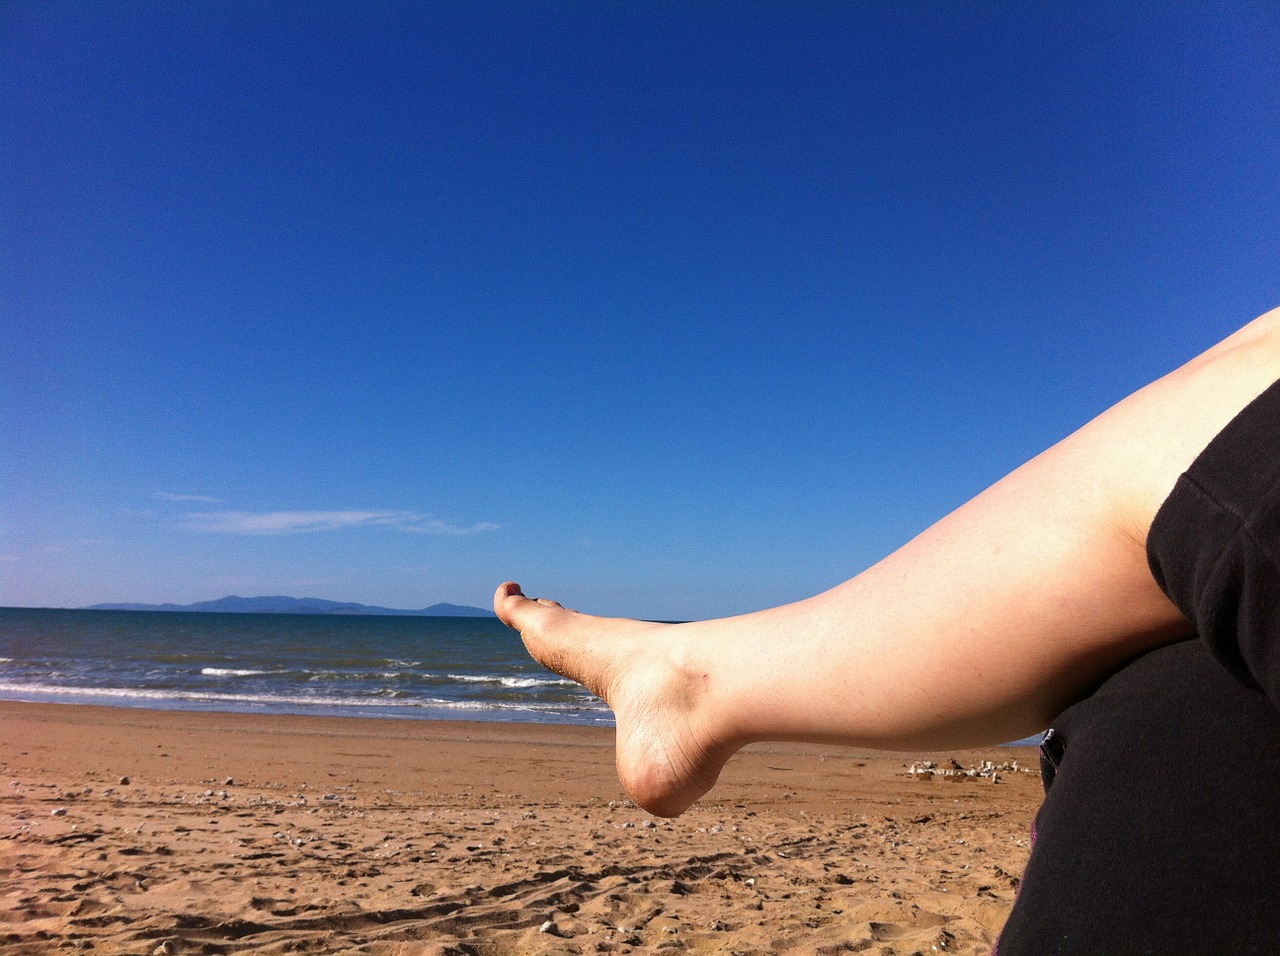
[1,701,1040,955]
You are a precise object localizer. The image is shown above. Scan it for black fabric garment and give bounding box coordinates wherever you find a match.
[996,379,1280,955]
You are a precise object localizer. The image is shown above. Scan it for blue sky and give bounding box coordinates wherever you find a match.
[3,2,1278,619]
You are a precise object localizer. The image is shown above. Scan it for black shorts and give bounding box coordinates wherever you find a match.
[996,379,1280,955]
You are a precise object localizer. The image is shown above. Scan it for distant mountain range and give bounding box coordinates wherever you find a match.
[84,595,496,617]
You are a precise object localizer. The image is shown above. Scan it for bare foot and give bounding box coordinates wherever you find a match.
[494,582,737,816]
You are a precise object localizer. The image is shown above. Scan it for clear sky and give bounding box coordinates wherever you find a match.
[3,2,1278,620]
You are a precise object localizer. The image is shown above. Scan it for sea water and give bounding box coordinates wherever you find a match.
[0,607,610,725]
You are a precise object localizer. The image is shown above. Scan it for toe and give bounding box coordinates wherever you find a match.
[494,581,527,626]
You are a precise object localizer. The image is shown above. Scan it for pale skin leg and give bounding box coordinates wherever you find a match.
[497,307,1280,817]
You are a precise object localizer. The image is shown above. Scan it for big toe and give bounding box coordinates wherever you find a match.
[494,581,527,625]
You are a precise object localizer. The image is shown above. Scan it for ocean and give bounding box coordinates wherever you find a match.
[0,607,611,726]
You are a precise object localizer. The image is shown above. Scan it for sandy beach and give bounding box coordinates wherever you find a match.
[1,701,1040,955]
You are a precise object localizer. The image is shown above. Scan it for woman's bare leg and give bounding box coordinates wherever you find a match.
[497,307,1280,817]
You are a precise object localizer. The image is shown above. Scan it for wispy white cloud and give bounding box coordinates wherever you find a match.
[158,492,223,503]
[181,510,501,536]
[184,510,416,534]
[402,519,503,536]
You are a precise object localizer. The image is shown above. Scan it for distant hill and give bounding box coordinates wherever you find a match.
[83,595,496,617]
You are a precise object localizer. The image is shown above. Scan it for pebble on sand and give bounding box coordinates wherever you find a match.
[539,920,567,937]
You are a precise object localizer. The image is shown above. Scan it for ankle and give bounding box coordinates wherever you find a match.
[662,627,745,755]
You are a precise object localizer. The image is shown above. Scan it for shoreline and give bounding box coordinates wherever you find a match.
[2,700,1041,954]
[0,689,617,729]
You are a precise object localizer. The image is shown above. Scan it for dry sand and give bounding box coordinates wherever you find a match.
[0,701,1040,955]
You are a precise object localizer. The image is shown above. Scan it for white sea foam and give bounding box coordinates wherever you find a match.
[0,681,612,717]
[499,676,572,689]
[447,673,576,689]
[201,667,269,677]
[304,669,428,682]
[0,682,220,703]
